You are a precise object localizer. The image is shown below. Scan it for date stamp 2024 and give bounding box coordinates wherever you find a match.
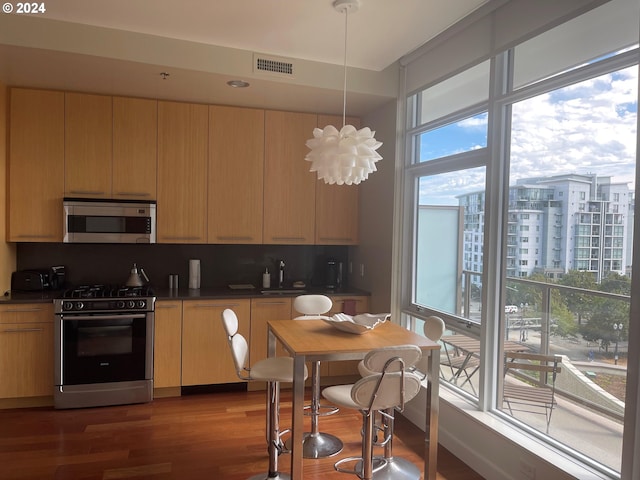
[3,2,47,14]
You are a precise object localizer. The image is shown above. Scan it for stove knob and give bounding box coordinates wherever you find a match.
[76,302,84,310]
[116,300,126,309]
[127,300,136,309]
[137,300,146,309]
[63,301,74,311]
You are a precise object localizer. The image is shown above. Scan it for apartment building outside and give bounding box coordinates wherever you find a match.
[459,173,633,283]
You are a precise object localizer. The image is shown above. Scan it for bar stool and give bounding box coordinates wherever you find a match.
[221,308,308,480]
[290,294,343,459]
[322,345,423,480]
[357,316,444,480]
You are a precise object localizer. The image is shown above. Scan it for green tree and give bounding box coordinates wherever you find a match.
[579,273,630,351]
[551,299,579,338]
[559,270,598,325]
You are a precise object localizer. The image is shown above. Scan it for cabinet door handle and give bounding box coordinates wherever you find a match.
[115,192,151,197]
[161,236,203,241]
[2,328,44,333]
[271,237,306,242]
[191,303,240,309]
[15,235,56,239]
[318,237,353,242]
[255,301,288,306]
[216,236,254,241]
[5,307,44,313]
[156,304,179,309]
[68,190,106,195]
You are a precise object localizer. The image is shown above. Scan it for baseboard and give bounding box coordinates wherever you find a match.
[0,395,53,409]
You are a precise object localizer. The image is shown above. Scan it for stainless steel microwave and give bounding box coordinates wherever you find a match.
[63,198,156,244]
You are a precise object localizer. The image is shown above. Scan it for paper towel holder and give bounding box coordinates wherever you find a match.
[189,259,201,289]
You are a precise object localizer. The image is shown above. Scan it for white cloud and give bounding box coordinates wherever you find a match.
[510,65,638,189]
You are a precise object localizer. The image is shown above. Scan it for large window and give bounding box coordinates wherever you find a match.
[400,0,638,477]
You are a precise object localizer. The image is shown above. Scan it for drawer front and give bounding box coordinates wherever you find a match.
[0,303,54,324]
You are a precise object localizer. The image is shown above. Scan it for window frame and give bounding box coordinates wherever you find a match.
[398,31,639,479]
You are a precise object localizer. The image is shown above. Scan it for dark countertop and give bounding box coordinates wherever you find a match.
[1,286,370,304]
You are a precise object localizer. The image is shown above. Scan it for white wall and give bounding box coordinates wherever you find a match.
[348,99,397,313]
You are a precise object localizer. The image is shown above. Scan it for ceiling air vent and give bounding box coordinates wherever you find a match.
[253,54,295,78]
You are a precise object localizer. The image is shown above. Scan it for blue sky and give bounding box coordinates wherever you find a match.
[419,64,638,206]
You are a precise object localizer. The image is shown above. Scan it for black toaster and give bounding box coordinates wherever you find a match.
[11,266,65,291]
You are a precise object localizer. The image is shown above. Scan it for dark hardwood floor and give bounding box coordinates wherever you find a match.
[0,389,484,479]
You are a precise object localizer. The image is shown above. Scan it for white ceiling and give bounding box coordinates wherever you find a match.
[0,0,489,116]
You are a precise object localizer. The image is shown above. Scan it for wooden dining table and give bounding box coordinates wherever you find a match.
[268,319,441,480]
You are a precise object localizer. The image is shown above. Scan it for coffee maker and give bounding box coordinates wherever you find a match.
[326,258,343,290]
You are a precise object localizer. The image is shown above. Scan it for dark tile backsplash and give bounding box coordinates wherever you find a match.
[16,243,349,290]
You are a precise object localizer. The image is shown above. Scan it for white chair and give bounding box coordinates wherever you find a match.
[412,315,446,378]
[222,308,308,480]
[355,317,443,480]
[322,345,423,480]
[291,294,343,459]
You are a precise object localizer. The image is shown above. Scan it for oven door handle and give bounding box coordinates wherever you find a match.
[60,313,148,321]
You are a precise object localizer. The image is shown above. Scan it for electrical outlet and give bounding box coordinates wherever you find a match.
[359,264,365,277]
[519,459,536,480]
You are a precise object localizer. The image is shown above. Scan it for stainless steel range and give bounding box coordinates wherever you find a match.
[54,285,155,409]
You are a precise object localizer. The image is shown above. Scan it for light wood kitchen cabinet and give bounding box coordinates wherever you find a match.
[153,300,182,393]
[0,303,54,399]
[326,295,370,377]
[208,105,264,244]
[315,114,360,245]
[113,97,158,200]
[8,88,65,242]
[181,299,250,386]
[264,110,318,244]
[65,92,113,197]
[157,101,209,243]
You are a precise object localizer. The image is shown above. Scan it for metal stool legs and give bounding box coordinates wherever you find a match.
[248,380,290,480]
[370,408,421,480]
[334,408,385,480]
[302,361,343,458]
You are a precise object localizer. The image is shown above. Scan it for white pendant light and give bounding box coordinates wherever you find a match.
[305,0,382,186]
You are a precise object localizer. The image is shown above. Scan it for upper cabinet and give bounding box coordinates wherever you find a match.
[157,101,209,243]
[112,97,158,200]
[6,89,361,246]
[264,110,318,244]
[64,93,113,198]
[208,106,264,244]
[315,114,360,245]
[8,88,64,242]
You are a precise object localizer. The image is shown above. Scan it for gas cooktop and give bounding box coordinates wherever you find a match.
[59,284,155,299]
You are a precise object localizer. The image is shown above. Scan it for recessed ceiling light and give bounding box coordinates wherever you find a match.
[227,80,250,88]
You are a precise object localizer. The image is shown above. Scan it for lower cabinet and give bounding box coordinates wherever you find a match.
[159,294,370,394]
[326,295,370,377]
[181,299,250,386]
[0,303,54,400]
[153,300,182,394]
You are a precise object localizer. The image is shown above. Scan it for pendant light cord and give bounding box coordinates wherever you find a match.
[342,7,348,129]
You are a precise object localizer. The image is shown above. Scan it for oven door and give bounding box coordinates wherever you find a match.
[58,313,152,385]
